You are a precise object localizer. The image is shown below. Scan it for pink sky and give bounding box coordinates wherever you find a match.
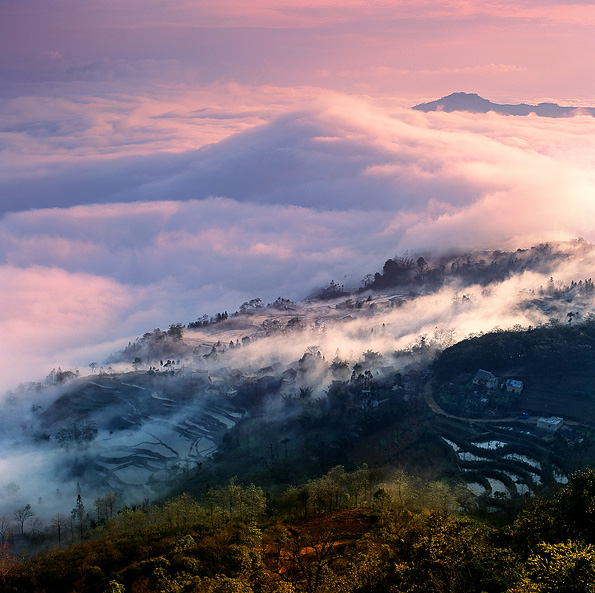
[3,0,595,525]
[1,0,594,101]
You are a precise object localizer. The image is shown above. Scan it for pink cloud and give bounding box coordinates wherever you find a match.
[0,265,144,392]
[0,266,135,350]
[2,88,595,392]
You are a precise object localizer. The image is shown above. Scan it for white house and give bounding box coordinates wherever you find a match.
[537,416,563,433]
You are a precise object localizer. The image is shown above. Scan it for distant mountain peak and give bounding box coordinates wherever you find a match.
[413,92,595,118]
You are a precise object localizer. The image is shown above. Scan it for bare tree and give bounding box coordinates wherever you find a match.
[28,517,43,538]
[94,495,107,524]
[51,513,66,548]
[104,491,119,519]
[94,492,120,524]
[71,494,88,540]
[14,504,33,535]
[270,527,343,593]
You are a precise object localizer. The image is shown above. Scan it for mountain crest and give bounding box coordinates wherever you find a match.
[413,92,595,118]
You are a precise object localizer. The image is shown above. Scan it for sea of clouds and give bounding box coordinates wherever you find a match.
[2,81,595,392]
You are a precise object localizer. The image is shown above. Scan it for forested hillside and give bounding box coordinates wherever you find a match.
[432,321,595,382]
[6,241,595,592]
[4,466,595,593]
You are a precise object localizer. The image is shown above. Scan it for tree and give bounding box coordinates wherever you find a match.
[240,298,264,315]
[89,362,98,374]
[299,387,313,400]
[346,464,371,507]
[270,527,343,593]
[512,498,561,555]
[556,469,595,542]
[168,323,184,341]
[204,488,223,530]
[363,350,383,368]
[221,477,242,520]
[71,494,87,540]
[56,415,98,447]
[415,256,429,282]
[0,542,16,589]
[314,466,347,513]
[329,358,350,379]
[408,512,492,593]
[243,484,267,523]
[517,541,595,593]
[13,504,33,535]
[51,512,66,548]
[361,273,375,288]
[0,516,11,545]
[94,492,120,524]
[161,493,203,531]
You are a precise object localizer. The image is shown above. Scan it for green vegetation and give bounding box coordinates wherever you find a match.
[363,243,566,292]
[11,242,595,591]
[5,467,595,592]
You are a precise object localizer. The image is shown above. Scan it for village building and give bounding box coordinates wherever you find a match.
[473,369,498,389]
[504,379,524,394]
[282,367,298,383]
[537,416,564,433]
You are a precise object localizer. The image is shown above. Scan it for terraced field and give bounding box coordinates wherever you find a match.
[38,373,245,499]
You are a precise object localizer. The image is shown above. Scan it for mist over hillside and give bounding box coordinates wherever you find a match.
[3,89,595,398]
[4,240,595,525]
[4,1,595,586]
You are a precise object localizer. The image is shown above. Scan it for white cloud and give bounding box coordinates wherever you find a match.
[2,85,595,392]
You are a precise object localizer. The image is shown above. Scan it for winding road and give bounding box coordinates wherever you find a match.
[423,382,585,429]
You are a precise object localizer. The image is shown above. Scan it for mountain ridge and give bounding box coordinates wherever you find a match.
[413,91,595,117]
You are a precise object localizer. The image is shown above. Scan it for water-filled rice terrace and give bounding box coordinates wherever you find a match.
[437,418,572,503]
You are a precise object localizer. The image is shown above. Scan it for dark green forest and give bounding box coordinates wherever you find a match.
[6,323,595,591]
[432,320,595,382]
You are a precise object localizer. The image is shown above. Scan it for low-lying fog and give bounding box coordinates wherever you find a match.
[3,81,595,527]
[2,240,595,524]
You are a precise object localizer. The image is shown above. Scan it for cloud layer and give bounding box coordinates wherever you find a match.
[2,85,595,391]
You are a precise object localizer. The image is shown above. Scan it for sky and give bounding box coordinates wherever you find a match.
[1,0,595,392]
